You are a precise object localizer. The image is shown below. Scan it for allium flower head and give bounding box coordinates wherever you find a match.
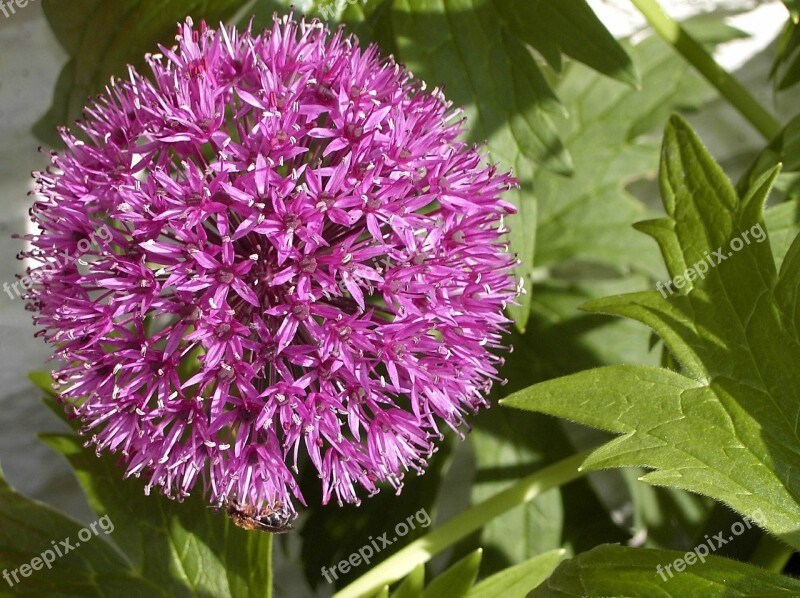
[24,14,519,515]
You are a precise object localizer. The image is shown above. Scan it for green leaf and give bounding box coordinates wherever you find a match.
[387,548,564,598]
[530,544,800,597]
[298,438,450,589]
[0,462,161,596]
[38,431,274,598]
[740,112,800,199]
[680,16,749,47]
[535,33,717,278]
[503,115,800,551]
[35,0,245,146]
[25,384,275,598]
[421,549,482,598]
[784,0,800,23]
[468,394,564,571]
[28,371,58,398]
[390,563,424,598]
[469,30,724,562]
[498,0,639,87]
[771,18,800,91]
[466,549,564,598]
[764,200,800,266]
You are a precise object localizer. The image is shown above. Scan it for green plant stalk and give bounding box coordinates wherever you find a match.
[333,450,592,598]
[266,533,274,598]
[630,0,782,140]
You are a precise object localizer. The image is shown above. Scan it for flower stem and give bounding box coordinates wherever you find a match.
[332,449,592,598]
[266,533,274,598]
[629,0,782,140]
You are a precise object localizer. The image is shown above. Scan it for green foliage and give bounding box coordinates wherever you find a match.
[773,0,800,92]
[530,544,800,597]
[534,31,719,283]
[12,379,274,598]
[466,550,564,598]
[34,0,246,146]
[378,549,562,598]
[298,438,450,589]
[389,563,424,598]
[21,1,800,597]
[420,549,481,598]
[503,116,800,551]
[466,28,724,573]
[0,464,156,596]
[742,112,800,198]
[771,18,800,92]
[784,0,800,23]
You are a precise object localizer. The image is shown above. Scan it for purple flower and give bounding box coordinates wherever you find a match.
[24,15,519,515]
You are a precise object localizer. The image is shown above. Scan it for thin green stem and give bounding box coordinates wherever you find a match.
[333,450,592,598]
[266,533,274,598]
[750,534,794,573]
[630,0,782,140]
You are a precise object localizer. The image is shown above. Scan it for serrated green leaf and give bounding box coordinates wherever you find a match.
[0,462,162,596]
[529,544,800,597]
[35,0,244,146]
[498,0,638,87]
[535,34,716,278]
[503,115,800,551]
[421,549,482,598]
[466,549,564,598]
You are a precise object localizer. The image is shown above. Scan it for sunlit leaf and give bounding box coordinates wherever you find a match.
[503,116,800,551]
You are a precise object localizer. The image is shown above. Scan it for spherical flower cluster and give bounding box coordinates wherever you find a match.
[24,15,519,515]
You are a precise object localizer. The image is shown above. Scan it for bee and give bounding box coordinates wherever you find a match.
[221,499,294,534]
